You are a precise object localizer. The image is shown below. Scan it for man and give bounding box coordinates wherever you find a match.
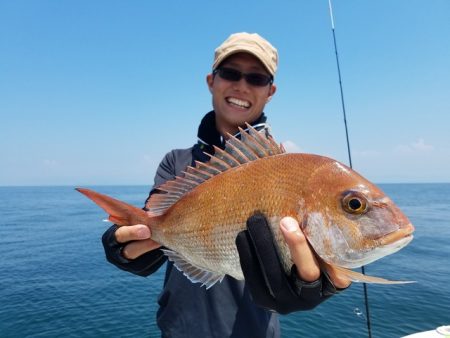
[102,32,350,337]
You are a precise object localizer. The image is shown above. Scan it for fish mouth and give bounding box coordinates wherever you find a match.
[342,223,415,269]
[377,223,415,246]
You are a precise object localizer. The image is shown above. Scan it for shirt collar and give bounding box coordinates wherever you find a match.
[197,111,268,150]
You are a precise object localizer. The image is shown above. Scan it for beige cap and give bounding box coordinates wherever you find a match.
[212,32,278,76]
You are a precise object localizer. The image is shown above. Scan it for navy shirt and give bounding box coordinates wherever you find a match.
[149,114,280,337]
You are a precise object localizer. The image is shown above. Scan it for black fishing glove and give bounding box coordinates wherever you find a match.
[236,213,340,314]
[102,224,166,277]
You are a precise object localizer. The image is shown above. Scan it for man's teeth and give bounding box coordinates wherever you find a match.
[227,97,250,108]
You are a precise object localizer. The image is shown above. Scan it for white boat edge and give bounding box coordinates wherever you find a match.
[402,325,450,338]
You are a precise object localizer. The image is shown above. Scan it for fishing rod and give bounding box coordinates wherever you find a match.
[327,1,372,338]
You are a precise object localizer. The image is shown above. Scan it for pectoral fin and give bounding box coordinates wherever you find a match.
[323,262,415,285]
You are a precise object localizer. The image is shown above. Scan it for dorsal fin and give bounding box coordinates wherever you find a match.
[146,123,285,215]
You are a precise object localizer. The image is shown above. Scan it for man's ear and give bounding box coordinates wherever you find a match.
[266,84,277,103]
[206,74,214,94]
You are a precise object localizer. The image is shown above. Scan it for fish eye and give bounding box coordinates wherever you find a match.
[341,191,368,214]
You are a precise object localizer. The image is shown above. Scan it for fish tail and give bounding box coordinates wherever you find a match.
[76,188,154,227]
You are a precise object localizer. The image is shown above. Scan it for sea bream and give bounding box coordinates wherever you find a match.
[77,124,415,288]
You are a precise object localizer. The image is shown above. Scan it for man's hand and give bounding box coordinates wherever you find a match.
[236,213,351,314]
[114,224,161,259]
[102,224,164,276]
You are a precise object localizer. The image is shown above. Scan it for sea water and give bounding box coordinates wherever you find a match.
[0,184,449,337]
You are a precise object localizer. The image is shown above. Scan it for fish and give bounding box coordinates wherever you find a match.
[77,124,415,288]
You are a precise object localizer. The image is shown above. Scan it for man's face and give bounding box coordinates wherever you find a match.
[206,53,276,135]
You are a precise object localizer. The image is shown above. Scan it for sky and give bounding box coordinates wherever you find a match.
[1,0,449,186]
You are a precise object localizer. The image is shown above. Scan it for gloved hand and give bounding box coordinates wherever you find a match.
[236,213,344,314]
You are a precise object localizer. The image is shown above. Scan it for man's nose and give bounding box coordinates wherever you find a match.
[232,77,250,92]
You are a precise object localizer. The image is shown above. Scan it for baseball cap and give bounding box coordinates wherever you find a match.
[212,32,278,76]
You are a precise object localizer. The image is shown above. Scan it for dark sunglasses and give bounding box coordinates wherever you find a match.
[213,67,273,87]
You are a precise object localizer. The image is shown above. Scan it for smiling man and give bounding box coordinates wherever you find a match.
[101,32,349,338]
[208,52,275,136]
[207,34,277,136]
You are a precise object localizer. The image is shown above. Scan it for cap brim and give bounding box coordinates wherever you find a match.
[213,49,274,76]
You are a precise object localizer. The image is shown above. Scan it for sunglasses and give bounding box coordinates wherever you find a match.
[213,67,273,87]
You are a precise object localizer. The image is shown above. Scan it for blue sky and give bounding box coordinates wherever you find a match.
[1,1,449,186]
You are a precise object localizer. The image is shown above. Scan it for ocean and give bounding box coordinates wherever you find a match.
[0,184,449,337]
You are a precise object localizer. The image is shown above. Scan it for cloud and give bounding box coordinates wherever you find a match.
[142,154,153,164]
[43,159,58,168]
[355,149,381,157]
[394,138,434,153]
[281,140,303,153]
[411,138,434,151]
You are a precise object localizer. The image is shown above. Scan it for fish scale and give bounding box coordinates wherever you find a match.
[150,155,304,274]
